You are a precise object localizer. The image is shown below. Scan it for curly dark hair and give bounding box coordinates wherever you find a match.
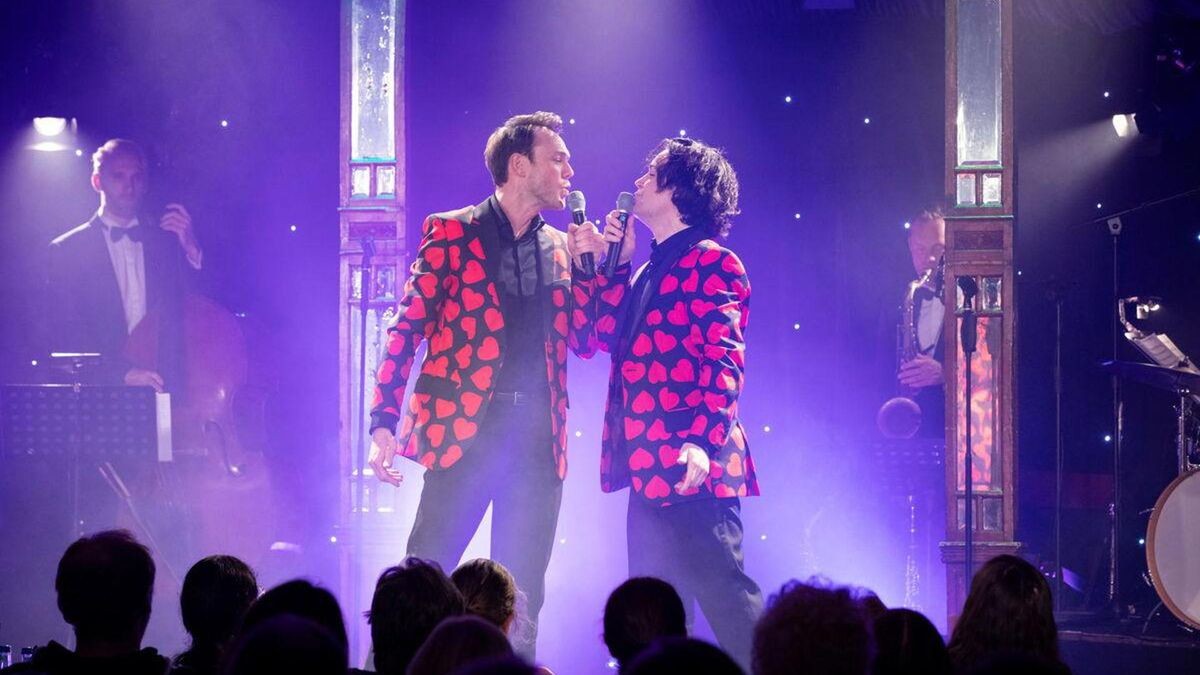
[946,555,1059,673]
[369,557,466,675]
[649,137,740,238]
[752,578,873,675]
[484,111,564,186]
[451,559,519,631]
[603,576,687,668]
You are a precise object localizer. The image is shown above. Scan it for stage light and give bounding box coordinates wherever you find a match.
[329,536,338,544]
[763,425,771,433]
[33,117,67,137]
[220,119,229,128]
[678,129,687,137]
[1112,113,1135,138]
[760,534,767,541]
[1103,91,1110,98]
[1138,537,1146,546]
[793,213,801,220]
[784,95,792,104]
[29,141,71,152]
[30,360,37,367]
[289,224,297,232]
[559,538,567,545]
[74,149,83,157]
[574,430,582,437]
[863,117,871,124]
[1104,434,1112,443]
[1017,270,1023,276]
[903,221,911,230]
[568,118,576,125]
[793,323,800,330]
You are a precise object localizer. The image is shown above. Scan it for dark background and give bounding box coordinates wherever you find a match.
[2,0,1198,663]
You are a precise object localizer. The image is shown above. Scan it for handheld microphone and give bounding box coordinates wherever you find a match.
[603,192,635,276]
[567,191,594,276]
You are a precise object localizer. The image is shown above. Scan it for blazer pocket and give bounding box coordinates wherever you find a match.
[663,406,697,433]
[412,374,459,399]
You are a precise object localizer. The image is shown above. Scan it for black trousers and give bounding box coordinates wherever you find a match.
[406,396,562,655]
[627,494,764,669]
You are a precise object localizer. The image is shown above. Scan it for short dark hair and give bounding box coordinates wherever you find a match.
[55,529,155,642]
[752,579,873,675]
[624,637,744,675]
[92,138,147,175]
[180,555,259,648]
[649,137,740,238]
[369,557,466,675]
[603,577,687,667]
[406,615,514,675]
[946,555,1059,673]
[238,579,348,661]
[484,111,563,186]
[451,558,518,631]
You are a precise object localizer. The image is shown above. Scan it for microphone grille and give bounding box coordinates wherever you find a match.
[566,190,586,212]
[616,192,635,211]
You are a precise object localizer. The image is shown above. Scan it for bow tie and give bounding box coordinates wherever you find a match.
[108,225,146,243]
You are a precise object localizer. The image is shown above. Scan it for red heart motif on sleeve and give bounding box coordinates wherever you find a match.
[443,276,460,296]
[645,310,664,326]
[484,308,504,331]
[426,247,445,270]
[708,423,727,447]
[470,366,493,390]
[443,299,461,323]
[454,344,473,369]
[622,361,646,383]
[647,419,671,441]
[377,359,396,384]
[443,220,464,240]
[453,418,478,441]
[420,452,437,469]
[657,444,680,468]
[435,399,457,418]
[690,299,718,317]
[631,476,642,492]
[439,445,463,468]
[462,288,485,311]
[669,359,694,383]
[659,275,680,294]
[371,389,383,407]
[648,361,668,384]
[667,302,688,326]
[387,334,404,355]
[653,330,678,353]
[572,308,588,329]
[449,246,461,269]
[699,248,722,266]
[703,273,729,296]
[681,270,700,293]
[478,337,500,361]
[725,451,743,477]
[423,356,449,377]
[706,321,731,345]
[722,254,745,276]
[678,250,701,268]
[714,483,736,498]
[631,391,655,414]
[461,391,484,416]
[406,297,426,320]
[704,391,729,412]
[461,317,477,340]
[624,418,646,440]
[598,314,616,334]
[425,423,445,447]
[628,448,655,471]
[416,274,438,298]
[644,476,671,499]
[601,284,625,306]
[463,260,486,284]
[658,388,681,410]
[632,334,652,357]
[554,312,568,336]
[468,238,485,258]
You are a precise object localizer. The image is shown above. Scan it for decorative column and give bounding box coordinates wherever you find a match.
[940,0,1020,624]
[338,0,405,663]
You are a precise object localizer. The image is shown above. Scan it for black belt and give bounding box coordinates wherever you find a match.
[491,390,545,406]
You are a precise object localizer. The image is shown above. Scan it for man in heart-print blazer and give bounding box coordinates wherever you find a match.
[577,137,763,668]
[366,112,601,656]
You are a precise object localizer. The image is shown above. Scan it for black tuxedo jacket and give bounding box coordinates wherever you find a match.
[45,213,190,386]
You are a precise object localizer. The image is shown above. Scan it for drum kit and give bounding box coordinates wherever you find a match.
[1100,359,1200,630]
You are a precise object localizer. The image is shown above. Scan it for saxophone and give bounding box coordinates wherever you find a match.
[877,257,944,439]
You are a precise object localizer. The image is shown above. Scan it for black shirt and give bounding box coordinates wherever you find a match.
[485,195,549,397]
[617,226,709,360]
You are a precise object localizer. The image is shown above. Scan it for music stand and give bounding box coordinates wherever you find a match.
[1,383,173,537]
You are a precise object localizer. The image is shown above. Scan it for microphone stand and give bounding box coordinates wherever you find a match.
[352,236,375,658]
[960,278,979,586]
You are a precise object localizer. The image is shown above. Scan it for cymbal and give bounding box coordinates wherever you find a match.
[1100,360,1200,393]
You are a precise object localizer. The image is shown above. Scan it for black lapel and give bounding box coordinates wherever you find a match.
[83,215,129,335]
[471,199,503,283]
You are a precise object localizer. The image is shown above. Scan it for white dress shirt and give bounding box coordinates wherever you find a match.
[98,212,202,335]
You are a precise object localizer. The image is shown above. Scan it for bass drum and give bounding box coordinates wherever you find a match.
[1146,470,1200,629]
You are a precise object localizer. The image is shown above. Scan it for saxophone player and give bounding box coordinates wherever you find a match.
[898,207,947,436]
